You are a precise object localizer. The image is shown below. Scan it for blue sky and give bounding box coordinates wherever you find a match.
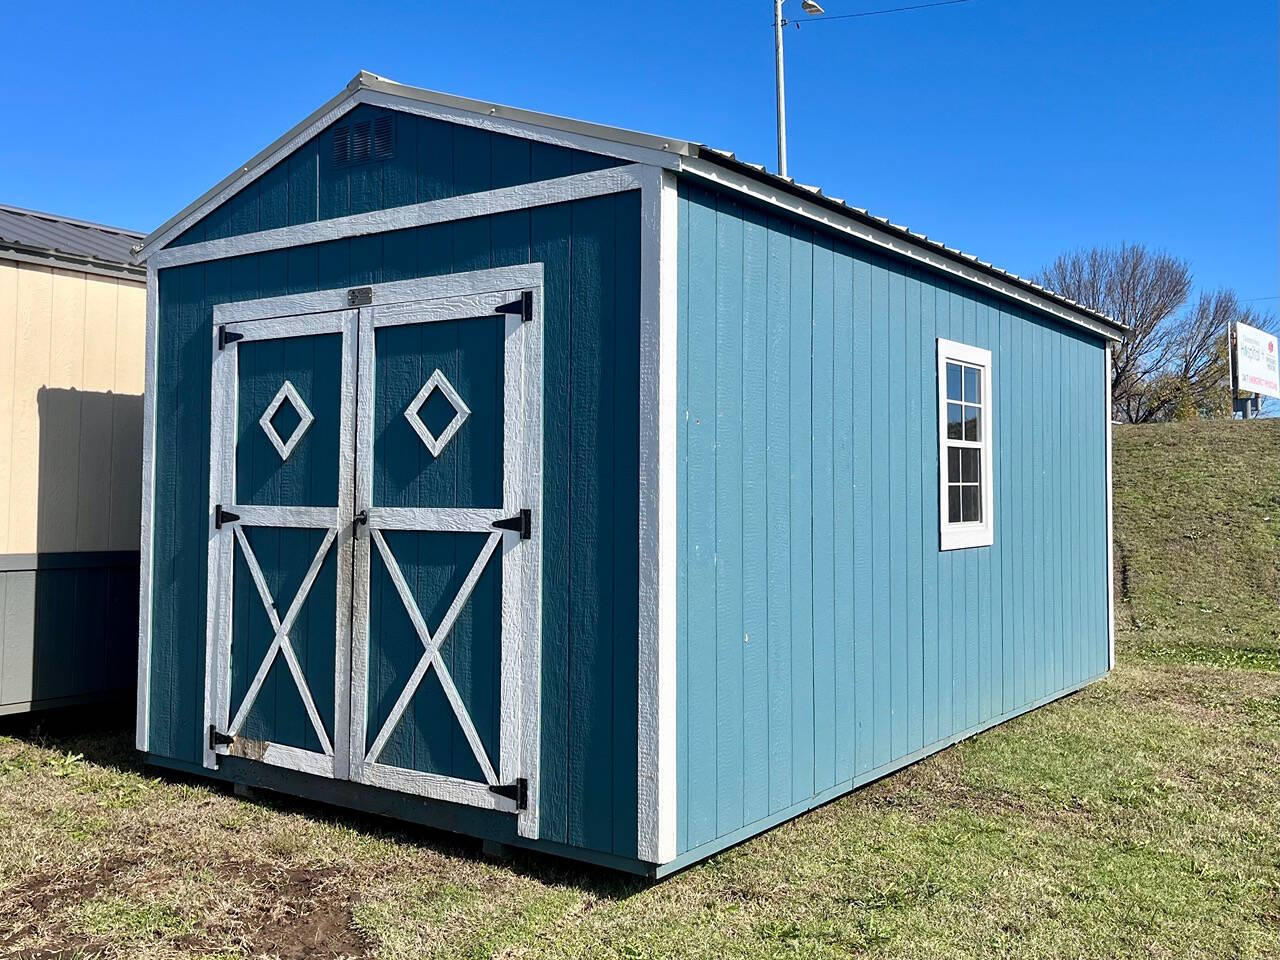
[2,0,1275,307]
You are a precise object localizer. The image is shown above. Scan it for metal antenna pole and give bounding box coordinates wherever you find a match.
[774,0,788,178]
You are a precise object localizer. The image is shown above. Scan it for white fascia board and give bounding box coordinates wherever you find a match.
[677,156,1123,343]
[150,165,649,270]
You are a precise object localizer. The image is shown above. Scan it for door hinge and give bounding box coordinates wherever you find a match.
[492,508,531,540]
[489,777,528,810]
[496,290,534,323]
[347,286,373,307]
[208,725,234,750]
[214,504,240,529]
[217,325,244,350]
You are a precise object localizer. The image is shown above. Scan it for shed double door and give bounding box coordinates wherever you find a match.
[205,284,542,837]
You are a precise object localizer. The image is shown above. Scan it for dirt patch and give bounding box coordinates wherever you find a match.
[207,862,371,960]
[0,855,129,952]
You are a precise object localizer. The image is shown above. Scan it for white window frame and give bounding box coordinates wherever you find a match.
[937,338,994,550]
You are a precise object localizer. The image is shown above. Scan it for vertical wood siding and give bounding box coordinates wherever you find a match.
[675,181,1109,856]
[148,191,642,859]
[171,105,623,248]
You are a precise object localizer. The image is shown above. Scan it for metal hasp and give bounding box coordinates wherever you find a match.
[217,325,244,350]
[492,508,531,540]
[208,725,234,750]
[347,286,373,307]
[496,290,533,323]
[214,504,240,529]
[489,777,528,810]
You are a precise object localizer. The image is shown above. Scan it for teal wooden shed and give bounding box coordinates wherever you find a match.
[133,71,1124,876]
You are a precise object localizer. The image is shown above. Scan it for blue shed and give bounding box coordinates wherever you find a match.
[133,72,1123,876]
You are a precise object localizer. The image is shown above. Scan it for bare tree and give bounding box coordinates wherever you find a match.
[1038,244,1191,422]
[1039,245,1278,422]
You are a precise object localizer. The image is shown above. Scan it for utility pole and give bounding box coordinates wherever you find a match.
[774,0,824,178]
[774,0,789,178]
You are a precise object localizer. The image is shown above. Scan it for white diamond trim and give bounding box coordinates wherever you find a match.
[404,369,471,458]
[259,380,315,461]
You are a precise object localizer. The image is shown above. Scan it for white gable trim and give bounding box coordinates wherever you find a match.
[148,164,649,269]
[135,80,680,263]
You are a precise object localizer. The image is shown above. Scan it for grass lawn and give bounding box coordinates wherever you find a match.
[0,420,1276,959]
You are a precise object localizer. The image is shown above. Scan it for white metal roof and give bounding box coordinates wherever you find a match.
[137,71,1122,334]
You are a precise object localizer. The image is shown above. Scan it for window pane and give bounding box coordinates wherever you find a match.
[946,363,962,401]
[947,403,963,440]
[961,447,979,482]
[948,447,961,482]
[964,406,980,442]
[961,484,981,522]
[948,486,962,523]
[963,365,980,403]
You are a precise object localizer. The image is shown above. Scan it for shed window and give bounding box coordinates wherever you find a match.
[937,338,994,550]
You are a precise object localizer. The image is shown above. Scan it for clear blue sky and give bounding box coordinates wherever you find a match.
[2,0,1275,307]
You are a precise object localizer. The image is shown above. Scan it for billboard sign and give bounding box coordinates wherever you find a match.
[1235,321,1280,400]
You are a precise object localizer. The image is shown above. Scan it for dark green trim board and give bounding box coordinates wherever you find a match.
[147,193,642,860]
[1,551,138,713]
[171,104,623,248]
[674,178,1110,859]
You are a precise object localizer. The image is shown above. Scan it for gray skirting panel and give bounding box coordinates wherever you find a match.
[0,551,139,715]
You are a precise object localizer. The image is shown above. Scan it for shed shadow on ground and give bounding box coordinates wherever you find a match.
[0,711,651,899]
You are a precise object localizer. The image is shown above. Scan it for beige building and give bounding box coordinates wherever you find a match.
[0,204,145,713]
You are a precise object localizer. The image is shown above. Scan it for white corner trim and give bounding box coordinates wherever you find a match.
[151,164,649,270]
[937,338,995,552]
[1105,345,1115,670]
[678,156,1122,343]
[637,166,678,865]
[136,264,159,752]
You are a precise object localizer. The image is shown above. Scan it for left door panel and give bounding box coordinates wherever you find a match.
[204,310,357,778]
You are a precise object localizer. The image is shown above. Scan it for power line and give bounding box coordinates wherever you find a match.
[782,0,972,27]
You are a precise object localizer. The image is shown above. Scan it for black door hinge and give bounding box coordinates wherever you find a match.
[347,286,373,307]
[217,325,244,350]
[208,725,234,750]
[496,290,534,323]
[214,504,240,529]
[492,508,531,540]
[489,777,528,810]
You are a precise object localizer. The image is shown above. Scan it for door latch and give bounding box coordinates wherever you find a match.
[214,504,240,529]
[353,509,369,537]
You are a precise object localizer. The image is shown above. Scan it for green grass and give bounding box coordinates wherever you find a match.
[1113,419,1280,670]
[0,419,1275,958]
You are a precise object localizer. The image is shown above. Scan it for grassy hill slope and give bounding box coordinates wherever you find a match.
[1114,418,1280,670]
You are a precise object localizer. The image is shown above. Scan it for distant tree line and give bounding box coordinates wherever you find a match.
[1037,244,1277,422]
